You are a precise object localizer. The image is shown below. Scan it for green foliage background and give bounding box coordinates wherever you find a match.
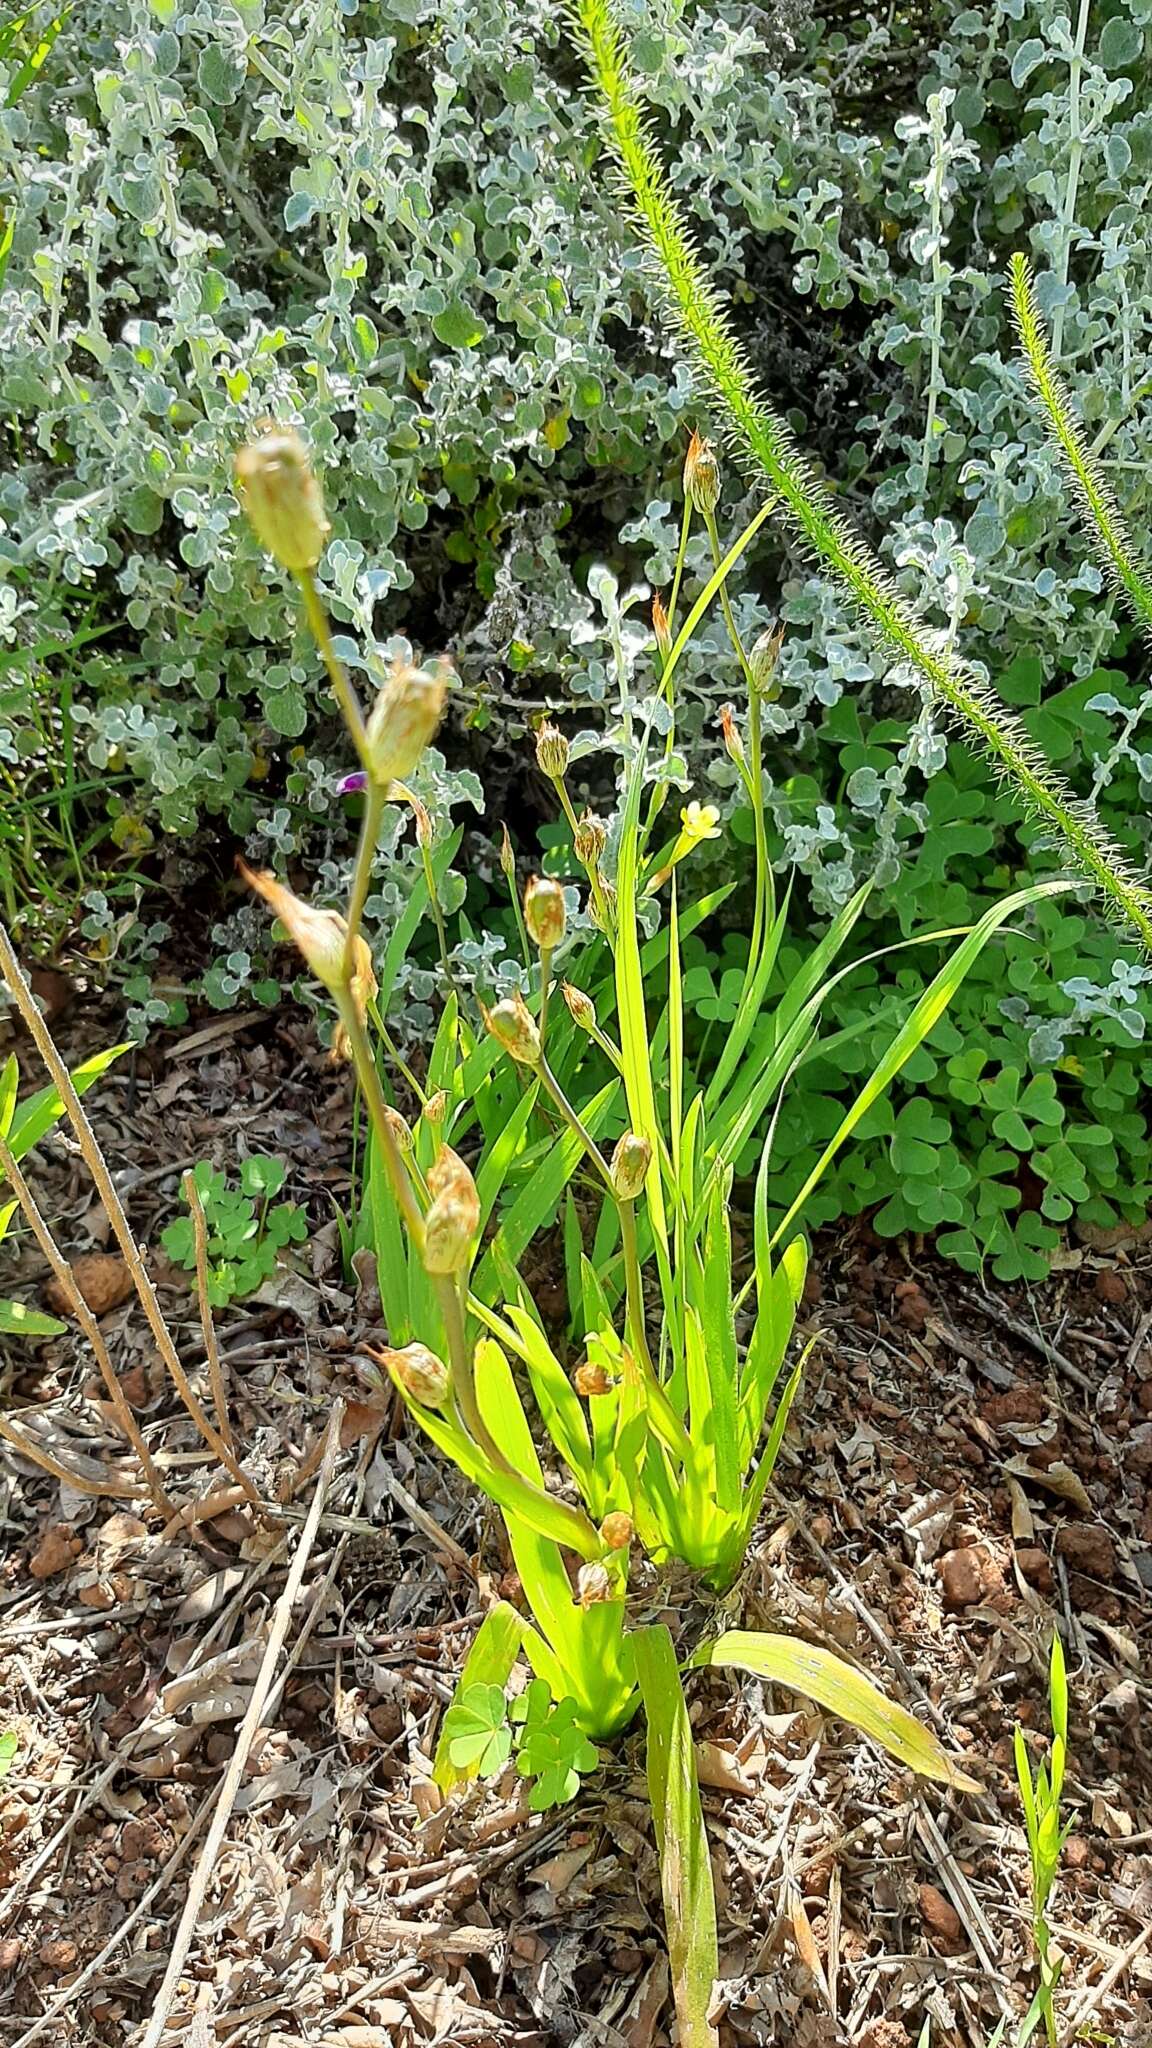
[3,0,1152,1274]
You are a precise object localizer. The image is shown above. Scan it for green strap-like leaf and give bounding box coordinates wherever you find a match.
[689,1631,978,1791]
[634,1626,719,2048]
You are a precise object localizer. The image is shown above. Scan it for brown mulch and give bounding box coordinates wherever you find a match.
[0,981,1150,2048]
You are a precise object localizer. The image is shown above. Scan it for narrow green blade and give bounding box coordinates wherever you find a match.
[634,1625,719,2048]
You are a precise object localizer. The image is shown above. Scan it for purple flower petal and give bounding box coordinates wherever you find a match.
[337,770,368,795]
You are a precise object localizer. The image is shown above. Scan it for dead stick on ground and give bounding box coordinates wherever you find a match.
[0,920,260,1504]
[183,1169,236,1458]
[0,1137,172,1515]
[1058,1919,1152,2048]
[136,1405,344,2048]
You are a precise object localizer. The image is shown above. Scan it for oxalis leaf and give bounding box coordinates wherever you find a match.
[688,1632,979,1792]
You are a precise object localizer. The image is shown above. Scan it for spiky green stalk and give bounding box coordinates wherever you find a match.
[571,0,1152,956]
[1010,252,1152,644]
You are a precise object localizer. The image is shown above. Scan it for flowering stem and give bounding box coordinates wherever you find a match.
[554,773,612,935]
[705,508,768,976]
[296,567,368,761]
[335,992,426,1250]
[618,1194,657,1384]
[537,1056,615,1195]
[343,777,386,987]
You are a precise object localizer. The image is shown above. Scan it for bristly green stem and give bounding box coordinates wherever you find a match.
[574,0,1152,958]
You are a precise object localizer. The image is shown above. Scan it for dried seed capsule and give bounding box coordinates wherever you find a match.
[423,1146,480,1275]
[611,1132,652,1201]
[684,429,721,517]
[422,1089,447,1126]
[485,993,542,1066]
[524,876,566,952]
[383,1106,414,1153]
[573,811,607,867]
[238,860,375,1011]
[562,982,596,1032]
[379,1342,450,1407]
[535,722,569,779]
[574,1361,613,1397]
[750,622,785,699]
[234,426,330,572]
[576,1562,613,1607]
[599,1512,634,1551]
[720,703,744,767]
[652,591,671,657]
[364,658,449,788]
[587,879,616,934]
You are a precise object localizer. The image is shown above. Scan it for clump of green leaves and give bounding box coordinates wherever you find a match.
[440,1678,602,1813]
[1014,1633,1072,2047]
[161,1156,306,1307]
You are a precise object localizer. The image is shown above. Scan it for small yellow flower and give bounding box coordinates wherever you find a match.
[679,801,721,846]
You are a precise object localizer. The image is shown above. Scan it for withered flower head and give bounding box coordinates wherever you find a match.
[484,993,542,1066]
[611,1132,652,1202]
[684,429,721,517]
[599,1512,634,1551]
[535,722,569,779]
[364,657,450,789]
[377,1342,450,1407]
[234,426,329,573]
[423,1145,480,1276]
[524,876,566,953]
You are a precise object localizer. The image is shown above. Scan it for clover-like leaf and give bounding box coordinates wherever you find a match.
[442,1682,513,1779]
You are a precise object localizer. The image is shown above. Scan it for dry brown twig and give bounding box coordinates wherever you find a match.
[0,1134,172,1514]
[136,1404,345,2048]
[0,918,263,1506]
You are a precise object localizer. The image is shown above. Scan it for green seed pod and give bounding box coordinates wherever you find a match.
[750,622,785,700]
[611,1131,652,1201]
[380,1342,450,1406]
[684,429,721,517]
[485,993,542,1066]
[535,722,570,779]
[234,427,330,572]
[562,982,596,1032]
[423,1146,480,1274]
[524,875,566,952]
[364,658,449,788]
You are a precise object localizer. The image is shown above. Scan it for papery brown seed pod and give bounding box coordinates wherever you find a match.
[383,1106,414,1152]
[234,426,330,572]
[720,702,744,766]
[535,722,569,779]
[423,1089,447,1126]
[484,993,541,1066]
[611,1132,652,1202]
[574,1361,613,1397]
[524,875,566,952]
[750,621,785,700]
[423,1146,480,1275]
[576,1562,613,1607]
[364,658,450,788]
[378,1342,450,1406]
[587,878,617,934]
[684,429,721,517]
[599,1512,634,1551]
[562,982,596,1032]
[574,811,607,867]
[238,860,373,1008]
